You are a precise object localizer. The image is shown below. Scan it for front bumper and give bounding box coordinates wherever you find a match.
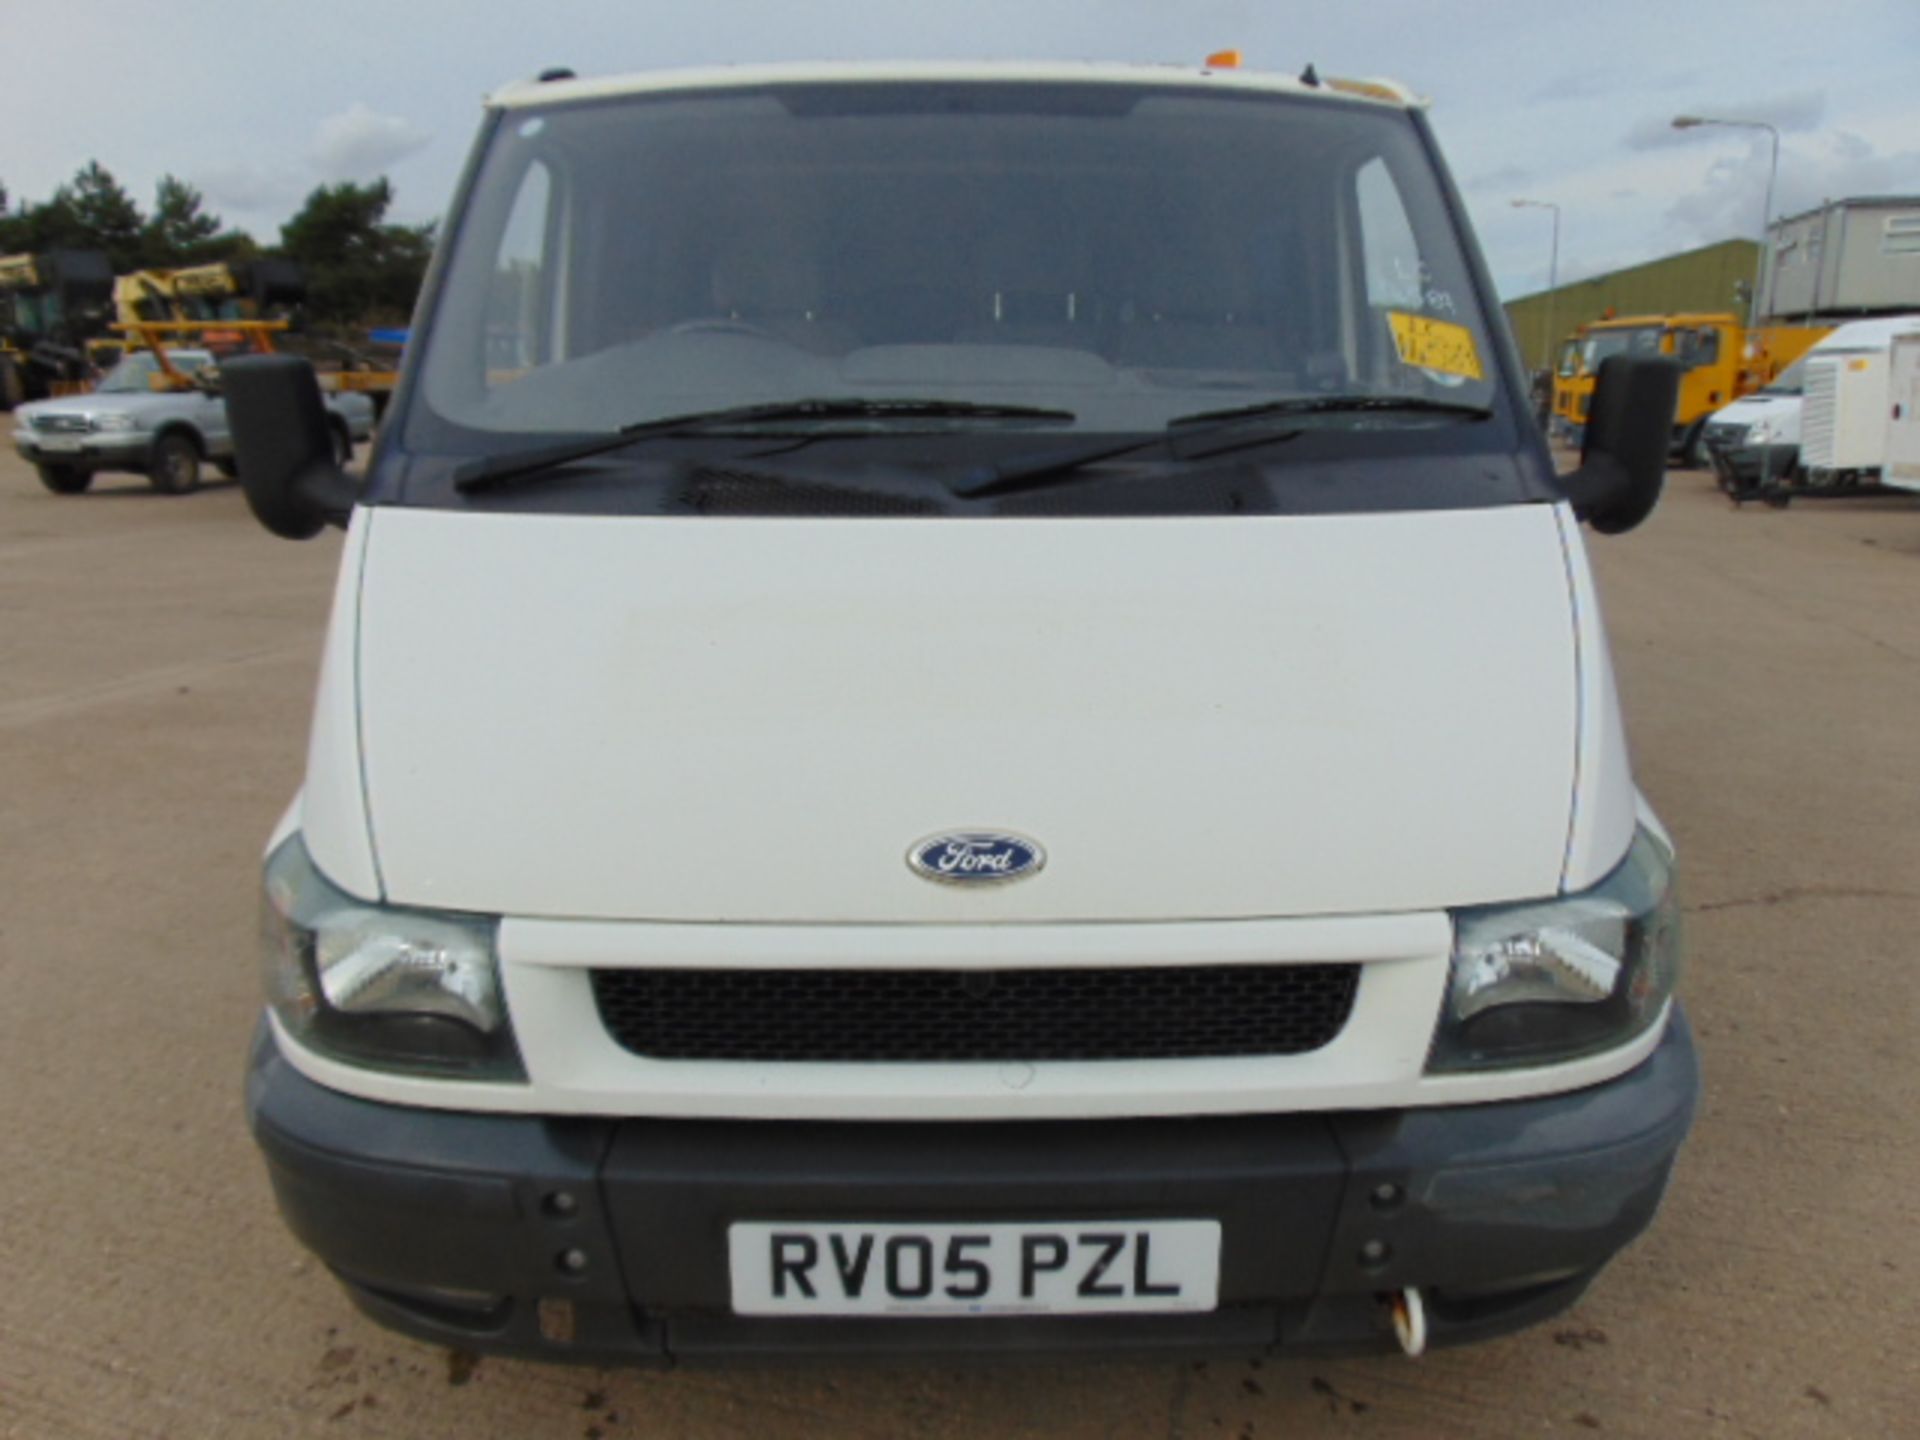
[14,432,151,470]
[1708,442,1797,492]
[247,1012,1697,1364]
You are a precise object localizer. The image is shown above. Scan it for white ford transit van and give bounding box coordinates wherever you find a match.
[227,61,1695,1364]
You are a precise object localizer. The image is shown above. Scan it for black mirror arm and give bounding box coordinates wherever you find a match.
[297,463,359,530]
[1558,453,1629,529]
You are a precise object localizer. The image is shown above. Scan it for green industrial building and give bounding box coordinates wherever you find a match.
[1503,238,1759,372]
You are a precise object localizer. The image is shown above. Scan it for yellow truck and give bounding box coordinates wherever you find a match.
[1550,313,1828,465]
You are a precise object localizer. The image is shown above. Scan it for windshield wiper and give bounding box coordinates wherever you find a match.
[453,398,1075,493]
[953,395,1490,500]
[950,433,1174,498]
[1168,394,1494,435]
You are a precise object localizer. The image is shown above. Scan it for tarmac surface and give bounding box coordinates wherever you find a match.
[1,445,1916,1438]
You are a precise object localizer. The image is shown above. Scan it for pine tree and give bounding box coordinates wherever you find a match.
[68,162,145,270]
[144,175,223,265]
[280,178,434,323]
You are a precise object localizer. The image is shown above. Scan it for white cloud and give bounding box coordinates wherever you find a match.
[311,103,431,181]
[193,160,306,216]
[1663,128,1920,248]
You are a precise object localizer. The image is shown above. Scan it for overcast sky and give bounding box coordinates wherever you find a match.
[3,0,1915,300]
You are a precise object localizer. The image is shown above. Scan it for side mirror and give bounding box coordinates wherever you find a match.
[1559,356,1680,535]
[221,355,356,539]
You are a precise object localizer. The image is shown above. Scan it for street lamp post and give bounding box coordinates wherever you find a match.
[1672,114,1780,324]
[1511,198,1561,396]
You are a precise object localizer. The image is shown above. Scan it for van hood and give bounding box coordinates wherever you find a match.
[1711,392,1800,440]
[350,506,1580,923]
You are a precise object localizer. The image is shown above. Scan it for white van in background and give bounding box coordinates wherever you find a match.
[1704,314,1920,494]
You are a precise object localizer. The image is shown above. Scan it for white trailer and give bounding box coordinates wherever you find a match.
[1883,334,1920,494]
[1801,316,1920,486]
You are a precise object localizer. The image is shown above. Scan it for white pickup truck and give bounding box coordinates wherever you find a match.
[11,348,374,495]
[223,59,1695,1365]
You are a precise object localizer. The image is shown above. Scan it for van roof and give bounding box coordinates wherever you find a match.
[1811,314,1920,351]
[488,60,1421,113]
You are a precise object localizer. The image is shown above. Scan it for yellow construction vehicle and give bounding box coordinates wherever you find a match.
[0,250,115,408]
[1550,312,1829,464]
[108,261,305,343]
[108,315,395,420]
[8,255,396,415]
[167,259,308,322]
[148,260,398,415]
[111,269,188,325]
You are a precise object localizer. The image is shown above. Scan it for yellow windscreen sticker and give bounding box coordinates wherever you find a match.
[1387,311,1484,381]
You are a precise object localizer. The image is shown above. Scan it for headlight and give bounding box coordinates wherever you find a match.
[90,413,141,432]
[260,834,524,1079]
[1744,421,1773,446]
[1428,828,1681,1072]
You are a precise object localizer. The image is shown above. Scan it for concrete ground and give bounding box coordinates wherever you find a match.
[1,446,1915,1439]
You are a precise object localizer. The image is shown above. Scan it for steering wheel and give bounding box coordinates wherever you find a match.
[667,316,787,342]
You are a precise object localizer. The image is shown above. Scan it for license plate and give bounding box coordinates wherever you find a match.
[729,1220,1221,1317]
[35,434,81,452]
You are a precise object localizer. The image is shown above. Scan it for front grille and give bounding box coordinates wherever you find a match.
[590,963,1361,1063]
[29,413,90,433]
[1704,422,1749,451]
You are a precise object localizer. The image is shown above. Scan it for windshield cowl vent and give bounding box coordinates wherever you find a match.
[674,466,946,517]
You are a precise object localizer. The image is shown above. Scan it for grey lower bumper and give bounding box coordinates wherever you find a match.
[246,1013,1698,1365]
[15,436,150,470]
[1709,442,1797,492]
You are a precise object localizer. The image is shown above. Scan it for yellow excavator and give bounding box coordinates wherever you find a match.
[1,249,115,408]
[108,260,307,334]
[166,259,309,322]
[112,269,185,325]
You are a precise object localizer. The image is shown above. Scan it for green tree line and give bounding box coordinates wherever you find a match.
[0,162,435,325]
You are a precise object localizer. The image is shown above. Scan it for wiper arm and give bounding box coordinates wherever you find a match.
[950,433,1172,499]
[953,395,1491,500]
[1169,394,1493,436]
[454,398,1075,494]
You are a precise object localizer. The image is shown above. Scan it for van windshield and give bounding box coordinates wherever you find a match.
[408,81,1506,455]
[1759,355,1812,396]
